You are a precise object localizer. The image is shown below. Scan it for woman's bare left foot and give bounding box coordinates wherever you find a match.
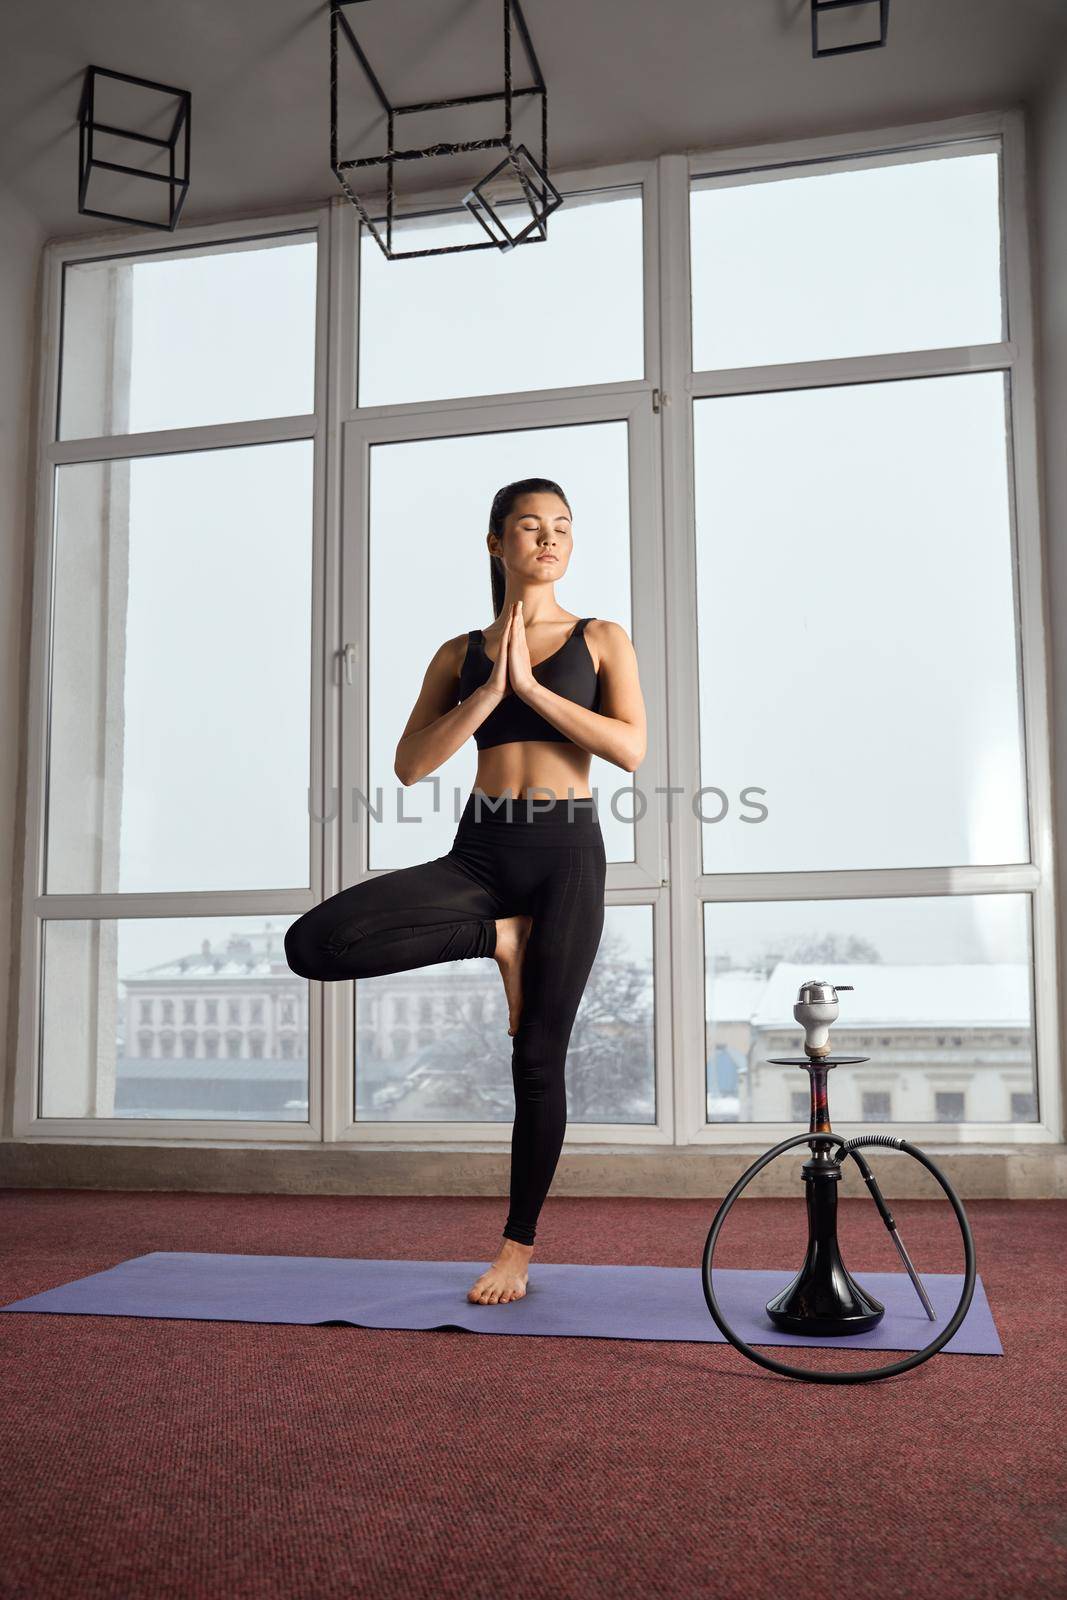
[468,1239,533,1304]
[494,913,533,1035]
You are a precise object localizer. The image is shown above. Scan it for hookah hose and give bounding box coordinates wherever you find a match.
[701,1131,977,1385]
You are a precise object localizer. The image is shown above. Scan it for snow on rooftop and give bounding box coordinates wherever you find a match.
[710,961,1030,1028]
[705,971,769,1021]
[123,924,290,983]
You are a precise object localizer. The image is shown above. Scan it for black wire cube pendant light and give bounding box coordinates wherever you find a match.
[77,65,191,231]
[811,0,890,57]
[330,0,563,260]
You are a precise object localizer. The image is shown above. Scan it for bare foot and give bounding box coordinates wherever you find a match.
[468,1239,533,1304]
[494,913,533,1036]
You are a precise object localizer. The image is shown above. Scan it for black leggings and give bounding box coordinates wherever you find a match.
[283,791,607,1246]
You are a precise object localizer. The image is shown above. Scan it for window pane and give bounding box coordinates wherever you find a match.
[693,372,1028,874]
[703,893,1035,1125]
[934,1091,966,1122]
[367,423,635,869]
[691,150,1003,370]
[46,442,313,894]
[358,189,643,406]
[39,916,308,1121]
[59,235,317,439]
[861,1090,893,1121]
[355,903,654,1124]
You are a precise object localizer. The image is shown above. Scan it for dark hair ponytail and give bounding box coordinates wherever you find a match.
[487,478,572,618]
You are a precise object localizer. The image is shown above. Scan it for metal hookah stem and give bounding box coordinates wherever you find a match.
[887,1224,938,1321]
[848,1144,938,1321]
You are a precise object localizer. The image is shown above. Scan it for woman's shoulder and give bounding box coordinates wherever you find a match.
[584,617,633,646]
[420,630,480,683]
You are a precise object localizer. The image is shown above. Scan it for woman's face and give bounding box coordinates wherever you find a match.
[499,493,573,579]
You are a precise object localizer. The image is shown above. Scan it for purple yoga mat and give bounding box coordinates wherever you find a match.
[0,1252,1002,1355]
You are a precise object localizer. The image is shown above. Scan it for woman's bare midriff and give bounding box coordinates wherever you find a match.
[473,740,593,801]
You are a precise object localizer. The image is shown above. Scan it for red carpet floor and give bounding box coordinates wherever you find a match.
[0,1189,1064,1600]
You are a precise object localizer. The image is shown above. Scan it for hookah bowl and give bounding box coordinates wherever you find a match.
[764,981,884,1336]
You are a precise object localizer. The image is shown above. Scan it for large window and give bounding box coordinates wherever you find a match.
[17,113,1059,1151]
[23,221,324,1133]
[688,131,1048,1135]
[347,185,662,1137]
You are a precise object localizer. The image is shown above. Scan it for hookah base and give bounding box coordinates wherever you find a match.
[766,1269,886,1337]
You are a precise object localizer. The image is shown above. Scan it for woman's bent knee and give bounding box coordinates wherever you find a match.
[284,916,322,981]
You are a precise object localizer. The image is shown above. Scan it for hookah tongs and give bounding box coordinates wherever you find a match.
[793,980,936,1322]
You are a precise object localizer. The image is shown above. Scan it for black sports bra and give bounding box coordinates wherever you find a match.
[457,617,602,750]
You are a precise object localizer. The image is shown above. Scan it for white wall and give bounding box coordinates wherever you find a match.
[1032,65,1067,1131]
[0,182,44,1137]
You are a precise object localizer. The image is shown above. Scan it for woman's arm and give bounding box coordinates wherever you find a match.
[394,614,514,786]
[511,615,647,774]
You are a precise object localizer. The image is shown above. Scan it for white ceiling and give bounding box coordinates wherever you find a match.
[2,0,1066,241]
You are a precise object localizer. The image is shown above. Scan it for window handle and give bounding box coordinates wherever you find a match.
[342,642,358,685]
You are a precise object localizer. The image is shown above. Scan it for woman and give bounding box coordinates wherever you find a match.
[284,477,647,1306]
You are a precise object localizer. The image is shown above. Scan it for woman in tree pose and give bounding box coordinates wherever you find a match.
[285,477,647,1305]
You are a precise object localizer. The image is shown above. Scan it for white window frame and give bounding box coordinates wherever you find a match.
[13,105,1060,1154]
[331,160,669,1144]
[14,204,334,1143]
[668,105,1060,1148]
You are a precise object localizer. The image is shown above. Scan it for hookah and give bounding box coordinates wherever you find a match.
[701,979,977,1384]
